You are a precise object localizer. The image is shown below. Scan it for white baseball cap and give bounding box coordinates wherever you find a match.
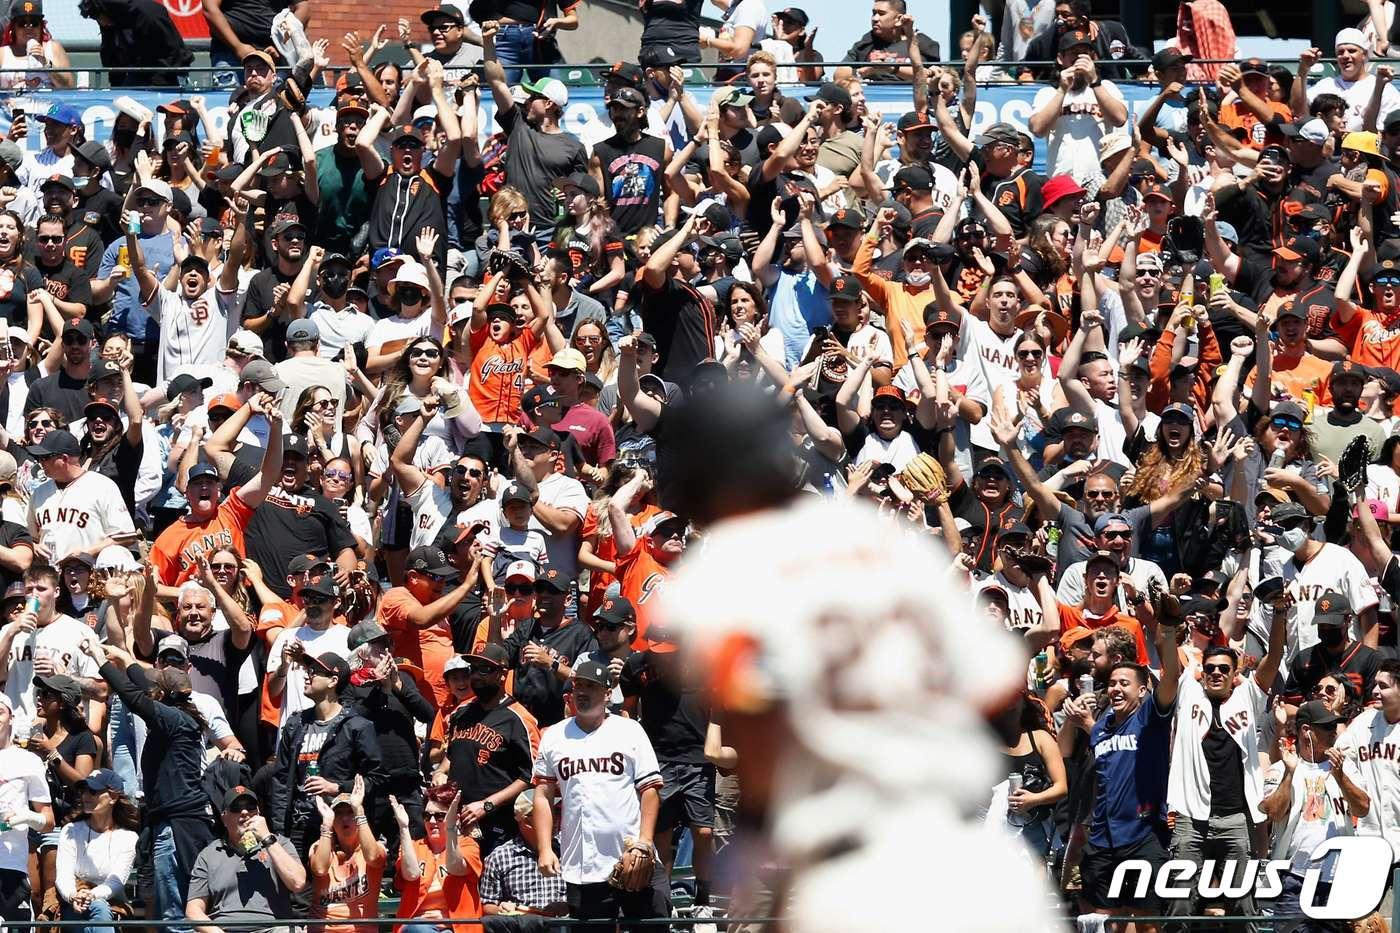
[443,655,469,674]
[1336,27,1369,51]
[1297,118,1330,145]
[228,329,264,358]
[94,544,140,572]
[522,76,567,110]
[391,260,431,292]
[412,104,438,124]
[504,559,536,582]
[136,178,173,203]
[1097,133,1132,161]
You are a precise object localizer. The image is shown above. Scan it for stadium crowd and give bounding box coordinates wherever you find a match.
[6,0,1400,930]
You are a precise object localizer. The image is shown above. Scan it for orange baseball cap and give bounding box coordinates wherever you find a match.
[207,393,242,413]
[1059,625,1096,654]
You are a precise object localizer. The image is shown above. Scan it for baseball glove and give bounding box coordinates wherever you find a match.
[607,838,656,892]
[898,452,947,501]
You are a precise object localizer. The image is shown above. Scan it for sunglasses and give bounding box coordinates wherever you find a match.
[594,621,628,631]
[508,211,529,221]
[322,469,351,481]
[62,333,90,345]
[427,20,460,31]
[134,196,165,208]
[1311,684,1339,697]
[408,345,439,358]
[393,138,424,150]
[1101,529,1132,540]
[1083,489,1116,500]
[301,593,334,606]
[209,562,240,572]
[310,399,336,410]
[399,288,427,304]
[453,466,484,478]
[1271,417,1303,431]
[27,419,53,429]
[1202,663,1233,675]
[654,524,687,540]
[1376,276,1400,287]
[1017,349,1044,360]
[36,235,63,244]
[503,582,535,596]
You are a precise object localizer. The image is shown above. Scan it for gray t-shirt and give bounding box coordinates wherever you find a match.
[1306,409,1387,470]
[1054,501,1153,580]
[500,107,588,230]
[187,835,300,933]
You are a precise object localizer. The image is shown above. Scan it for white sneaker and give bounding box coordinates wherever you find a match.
[690,903,719,933]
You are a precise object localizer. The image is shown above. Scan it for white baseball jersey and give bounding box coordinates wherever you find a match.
[26,471,135,565]
[3,614,101,722]
[265,623,351,730]
[1167,670,1268,822]
[1334,707,1400,862]
[0,746,49,873]
[1245,543,1379,669]
[532,713,663,885]
[970,573,1042,633]
[146,284,239,384]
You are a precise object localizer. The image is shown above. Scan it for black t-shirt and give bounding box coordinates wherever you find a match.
[501,617,598,727]
[620,652,708,764]
[594,133,667,235]
[844,31,940,81]
[241,266,311,364]
[76,187,124,247]
[34,257,92,313]
[212,0,295,49]
[978,168,1044,239]
[0,263,42,330]
[443,696,537,831]
[637,276,715,386]
[0,521,32,595]
[723,128,760,169]
[744,170,817,240]
[640,0,703,57]
[499,107,589,231]
[1217,182,1277,266]
[453,160,487,249]
[46,729,100,825]
[24,370,89,424]
[62,218,107,277]
[85,433,143,518]
[1288,641,1382,702]
[1292,158,1342,202]
[367,166,452,271]
[1229,256,1274,307]
[246,485,357,597]
[1203,702,1248,817]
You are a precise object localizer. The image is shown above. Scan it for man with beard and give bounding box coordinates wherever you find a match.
[573,597,639,713]
[380,546,477,708]
[744,107,829,241]
[94,179,176,374]
[480,22,586,236]
[135,232,242,384]
[240,218,313,364]
[1057,513,1169,616]
[637,216,718,387]
[591,86,670,237]
[1231,300,1333,405]
[438,643,540,856]
[753,192,834,370]
[135,581,253,720]
[245,435,357,599]
[1286,590,1382,702]
[149,413,281,592]
[1335,238,1400,371]
[1059,307,1130,467]
[24,429,135,567]
[1028,30,1127,182]
[30,212,89,321]
[501,566,598,726]
[1209,143,1293,267]
[35,175,103,278]
[1310,359,1388,464]
[312,98,372,261]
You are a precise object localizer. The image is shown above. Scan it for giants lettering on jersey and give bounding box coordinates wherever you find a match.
[266,486,316,516]
[7,644,76,671]
[319,866,369,908]
[557,753,626,780]
[637,572,664,604]
[1359,315,1400,347]
[1094,733,1139,757]
[44,278,69,302]
[1190,703,1252,735]
[479,355,526,389]
[449,721,504,766]
[1060,102,1104,117]
[1357,742,1400,762]
[33,504,90,529]
[179,530,236,573]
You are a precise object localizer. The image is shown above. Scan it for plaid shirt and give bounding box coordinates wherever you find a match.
[479,837,568,909]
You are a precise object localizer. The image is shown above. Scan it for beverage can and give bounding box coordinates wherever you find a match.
[240,829,259,852]
[1209,273,1225,296]
[25,596,39,616]
[1007,772,1023,795]
[306,760,319,778]
[116,244,129,269]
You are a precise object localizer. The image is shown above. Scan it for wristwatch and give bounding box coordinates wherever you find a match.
[260,833,277,849]
[482,800,496,813]
[550,657,562,672]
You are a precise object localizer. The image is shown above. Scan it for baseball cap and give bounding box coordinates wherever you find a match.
[1098,133,1132,162]
[347,618,391,650]
[572,659,610,686]
[1151,48,1193,72]
[1058,29,1095,53]
[166,373,212,401]
[38,103,81,128]
[605,61,646,89]
[805,82,852,111]
[896,110,933,133]
[186,463,220,483]
[443,655,470,675]
[892,164,933,192]
[304,652,350,685]
[78,769,124,794]
[156,633,191,660]
[33,673,81,706]
[287,553,331,576]
[228,329,264,358]
[1059,409,1098,433]
[1280,118,1330,146]
[222,785,258,811]
[547,348,587,372]
[240,359,286,393]
[974,122,1020,148]
[1313,589,1352,625]
[407,545,456,578]
[1271,501,1310,525]
[536,567,570,594]
[501,481,532,505]
[642,511,687,537]
[73,140,111,171]
[829,275,862,302]
[420,3,465,24]
[300,574,338,600]
[207,393,242,415]
[774,6,809,26]
[87,359,121,386]
[594,595,636,625]
[1058,625,1097,654]
[1332,358,1367,381]
[825,207,864,231]
[1274,235,1321,265]
[605,86,646,111]
[645,623,679,654]
[135,178,172,203]
[26,430,79,459]
[504,559,536,582]
[1336,27,1369,50]
[1093,511,1133,534]
[1297,699,1344,729]
[465,643,510,669]
[62,317,95,340]
[286,319,319,343]
[521,426,562,450]
[714,85,756,109]
[83,398,119,423]
[522,76,568,109]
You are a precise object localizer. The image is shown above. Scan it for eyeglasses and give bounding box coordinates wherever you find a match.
[399,288,427,304]
[408,345,440,359]
[27,419,53,429]
[503,582,534,596]
[134,196,165,208]
[1202,663,1233,675]
[1017,349,1044,360]
[1271,416,1303,431]
[322,469,351,481]
[36,235,63,244]
[301,593,334,606]
[1101,529,1132,540]
[61,333,90,345]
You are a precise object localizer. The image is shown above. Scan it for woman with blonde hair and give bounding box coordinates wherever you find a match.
[553,174,626,301]
[571,319,617,385]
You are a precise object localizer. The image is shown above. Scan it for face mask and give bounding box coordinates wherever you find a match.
[469,677,500,703]
[320,272,349,299]
[1318,627,1345,648]
[112,128,137,147]
[70,175,88,187]
[1278,526,1309,552]
[905,269,931,287]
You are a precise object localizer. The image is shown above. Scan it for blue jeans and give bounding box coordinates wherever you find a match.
[107,697,145,802]
[207,44,244,90]
[152,822,190,933]
[494,23,549,85]
[62,897,116,933]
[606,308,643,347]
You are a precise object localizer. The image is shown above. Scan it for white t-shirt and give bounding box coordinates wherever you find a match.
[1031,81,1126,182]
[1309,72,1400,131]
[265,623,351,728]
[3,614,101,722]
[1367,463,1400,514]
[1167,670,1268,822]
[1263,757,1353,880]
[716,0,770,62]
[365,312,442,358]
[970,573,1043,632]
[530,473,588,581]
[309,303,375,360]
[0,745,49,871]
[531,714,663,884]
[1057,556,1168,609]
[146,284,239,383]
[1335,707,1400,861]
[26,471,136,563]
[1246,543,1380,668]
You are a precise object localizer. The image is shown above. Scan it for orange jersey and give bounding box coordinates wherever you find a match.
[380,587,457,706]
[466,325,540,424]
[148,488,255,586]
[312,840,386,933]
[1333,305,1400,370]
[1056,603,1150,665]
[579,502,663,619]
[1246,350,1333,406]
[395,836,482,931]
[1219,100,1293,150]
[616,540,670,647]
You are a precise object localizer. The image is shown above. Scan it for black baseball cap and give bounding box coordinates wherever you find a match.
[897,110,933,133]
[893,165,933,192]
[804,82,851,111]
[536,566,571,594]
[1313,589,1352,625]
[572,659,610,686]
[421,3,465,25]
[465,642,510,669]
[166,373,212,401]
[1151,48,1193,72]
[407,545,456,578]
[1296,698,1344,729]
[593,595,636,625]
[304,651,350,685]
[606,61,646,89]
[222,785,258,811]
[774,7,809,27]
[26,430,79,459]
[829,275,862,302]
[825,207,864,230]
[522,426,562,450]
[63,317,95,340]
[301,574,338,600]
